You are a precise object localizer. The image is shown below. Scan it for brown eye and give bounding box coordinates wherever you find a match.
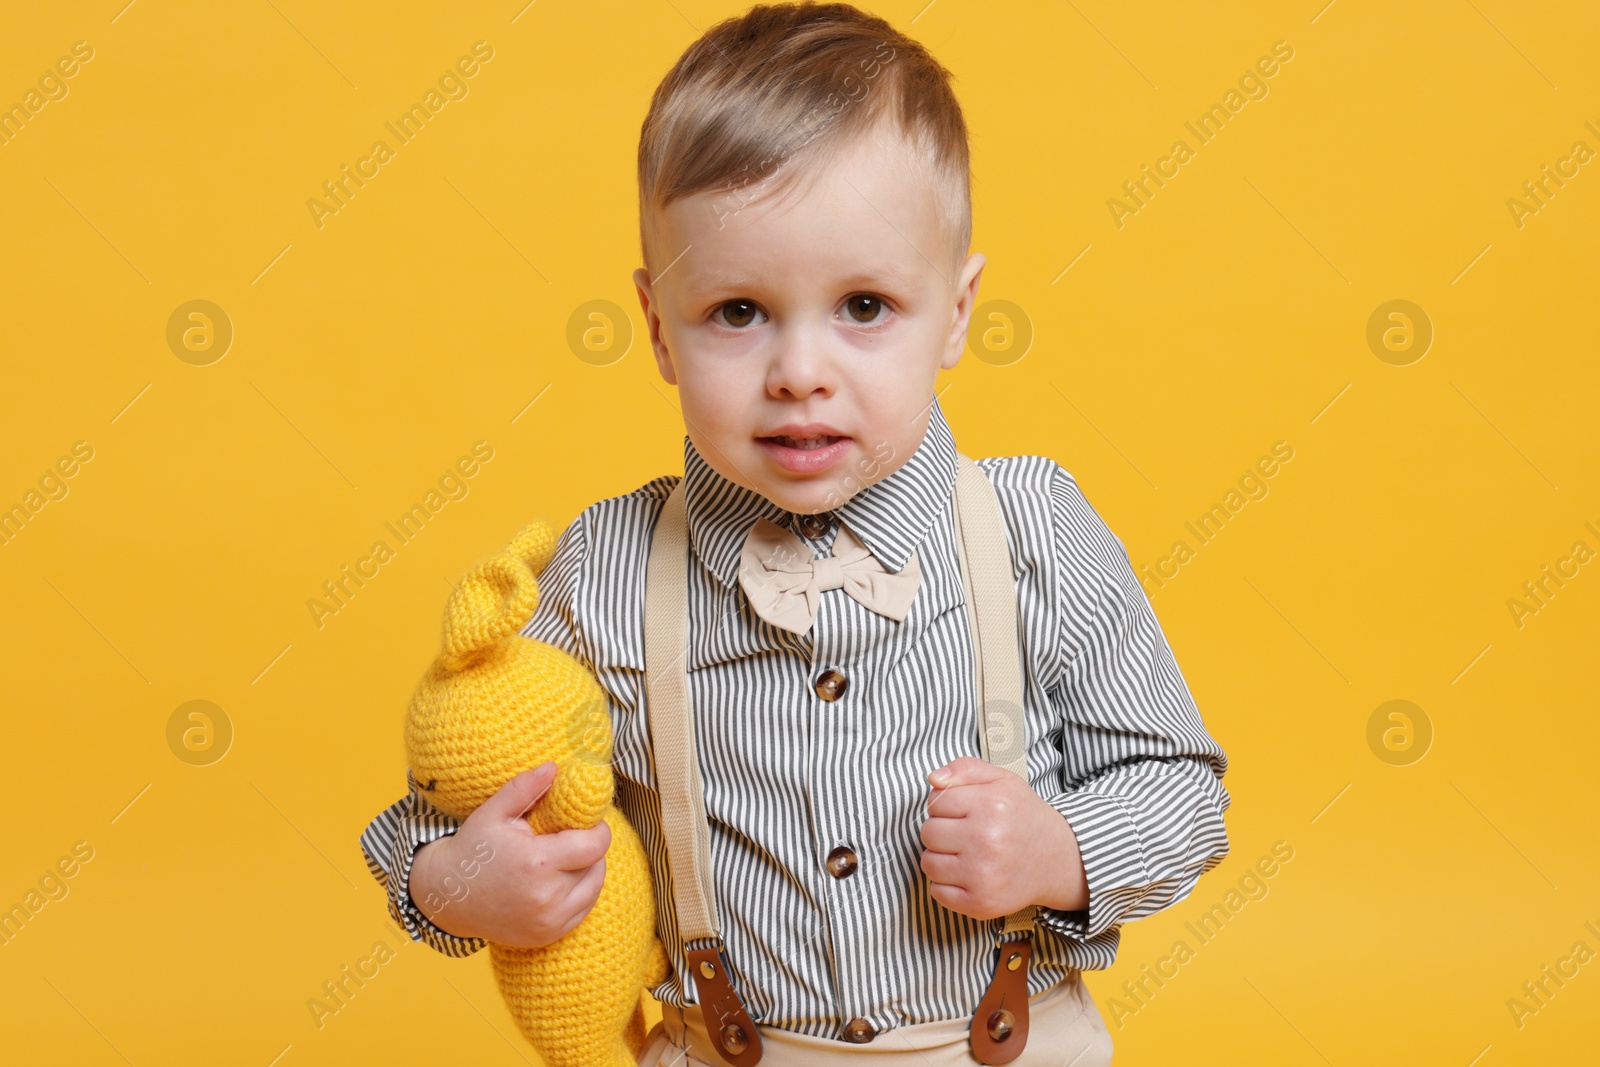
[717,300,760,328]
[845,295,886,324]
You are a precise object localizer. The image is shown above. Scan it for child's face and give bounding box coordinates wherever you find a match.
[634,123,984,516]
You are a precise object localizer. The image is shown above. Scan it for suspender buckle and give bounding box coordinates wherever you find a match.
[970,934,1032,1064]
[685,941,764,1065]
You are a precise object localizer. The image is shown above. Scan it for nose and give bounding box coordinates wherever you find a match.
[765,326,835,401]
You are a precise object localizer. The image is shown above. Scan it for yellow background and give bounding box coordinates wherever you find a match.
[2,0,1596,1063]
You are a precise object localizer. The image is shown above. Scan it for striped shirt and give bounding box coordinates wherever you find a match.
[358,397,1230,1038]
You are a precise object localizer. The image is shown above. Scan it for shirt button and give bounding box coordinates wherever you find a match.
[842,1017,876,1043]
[813,668,848,702]
[824,845,859,879]
[797,512,833,540]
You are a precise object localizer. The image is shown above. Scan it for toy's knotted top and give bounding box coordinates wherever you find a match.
[405,519,616,833]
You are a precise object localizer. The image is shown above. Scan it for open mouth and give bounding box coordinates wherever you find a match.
[755,431,853,473]
[761,434,845,450]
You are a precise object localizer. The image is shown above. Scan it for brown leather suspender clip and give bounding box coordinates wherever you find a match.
[970,935,1033,1064]
[686,942,764,1066]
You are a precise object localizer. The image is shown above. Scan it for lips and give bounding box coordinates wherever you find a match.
[766,434,843,450]
[755,424,853,473]
[758,423,849,442]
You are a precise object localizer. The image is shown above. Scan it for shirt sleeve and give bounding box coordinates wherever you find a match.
[357,769,488,957]
[1034,466,1231,944]
[356,511,592,958]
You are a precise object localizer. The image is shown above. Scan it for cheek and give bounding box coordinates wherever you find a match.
[853,349,945,453]
[676,370,753,443]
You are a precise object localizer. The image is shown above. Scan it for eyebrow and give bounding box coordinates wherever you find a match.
[680,265,922,294]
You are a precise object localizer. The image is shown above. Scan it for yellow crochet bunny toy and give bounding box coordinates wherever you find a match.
[405,519,669,1066]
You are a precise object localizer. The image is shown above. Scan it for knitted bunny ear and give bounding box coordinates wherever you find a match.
[507,518,558,576]
[437,520,558,671]
[440,555,537,672]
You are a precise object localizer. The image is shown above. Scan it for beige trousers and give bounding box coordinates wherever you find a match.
[636,971,1113,1066]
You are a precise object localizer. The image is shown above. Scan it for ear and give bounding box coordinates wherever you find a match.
[506,518,558,576]
[634,266,678,386]
[941,252,986,371]
[439,552,538,672]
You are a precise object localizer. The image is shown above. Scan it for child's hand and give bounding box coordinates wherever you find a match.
[408,762,611,948]
[918,756,1090,920]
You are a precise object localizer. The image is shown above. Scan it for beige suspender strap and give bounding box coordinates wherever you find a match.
[645,479,763,1066]
[953,453,1036,1066]
[645,479,721,942]
[952,453,1037,938]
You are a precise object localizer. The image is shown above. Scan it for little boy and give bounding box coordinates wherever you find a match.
[359,3,1229,1063]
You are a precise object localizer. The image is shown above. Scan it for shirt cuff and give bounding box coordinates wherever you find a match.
[1036,789,1149,942]
[386,821,488,959]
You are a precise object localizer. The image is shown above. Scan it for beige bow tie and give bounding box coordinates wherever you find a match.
[737,517,921,636]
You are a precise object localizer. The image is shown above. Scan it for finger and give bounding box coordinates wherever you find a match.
[927,878,973,914]
[926,781,984,820]
[550,894,600,942]
[558,855,607,922]
[918,817,965,854]
[928,756,1009,790]
[481,762,558,822]
[537,820,613,871]
[919,849,966,886]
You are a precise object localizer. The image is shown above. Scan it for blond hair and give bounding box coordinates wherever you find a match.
[637,2,972,278]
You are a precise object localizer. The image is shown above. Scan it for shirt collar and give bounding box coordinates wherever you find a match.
[682,396,960,588]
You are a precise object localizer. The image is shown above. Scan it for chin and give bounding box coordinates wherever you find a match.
[761,479,851,515]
